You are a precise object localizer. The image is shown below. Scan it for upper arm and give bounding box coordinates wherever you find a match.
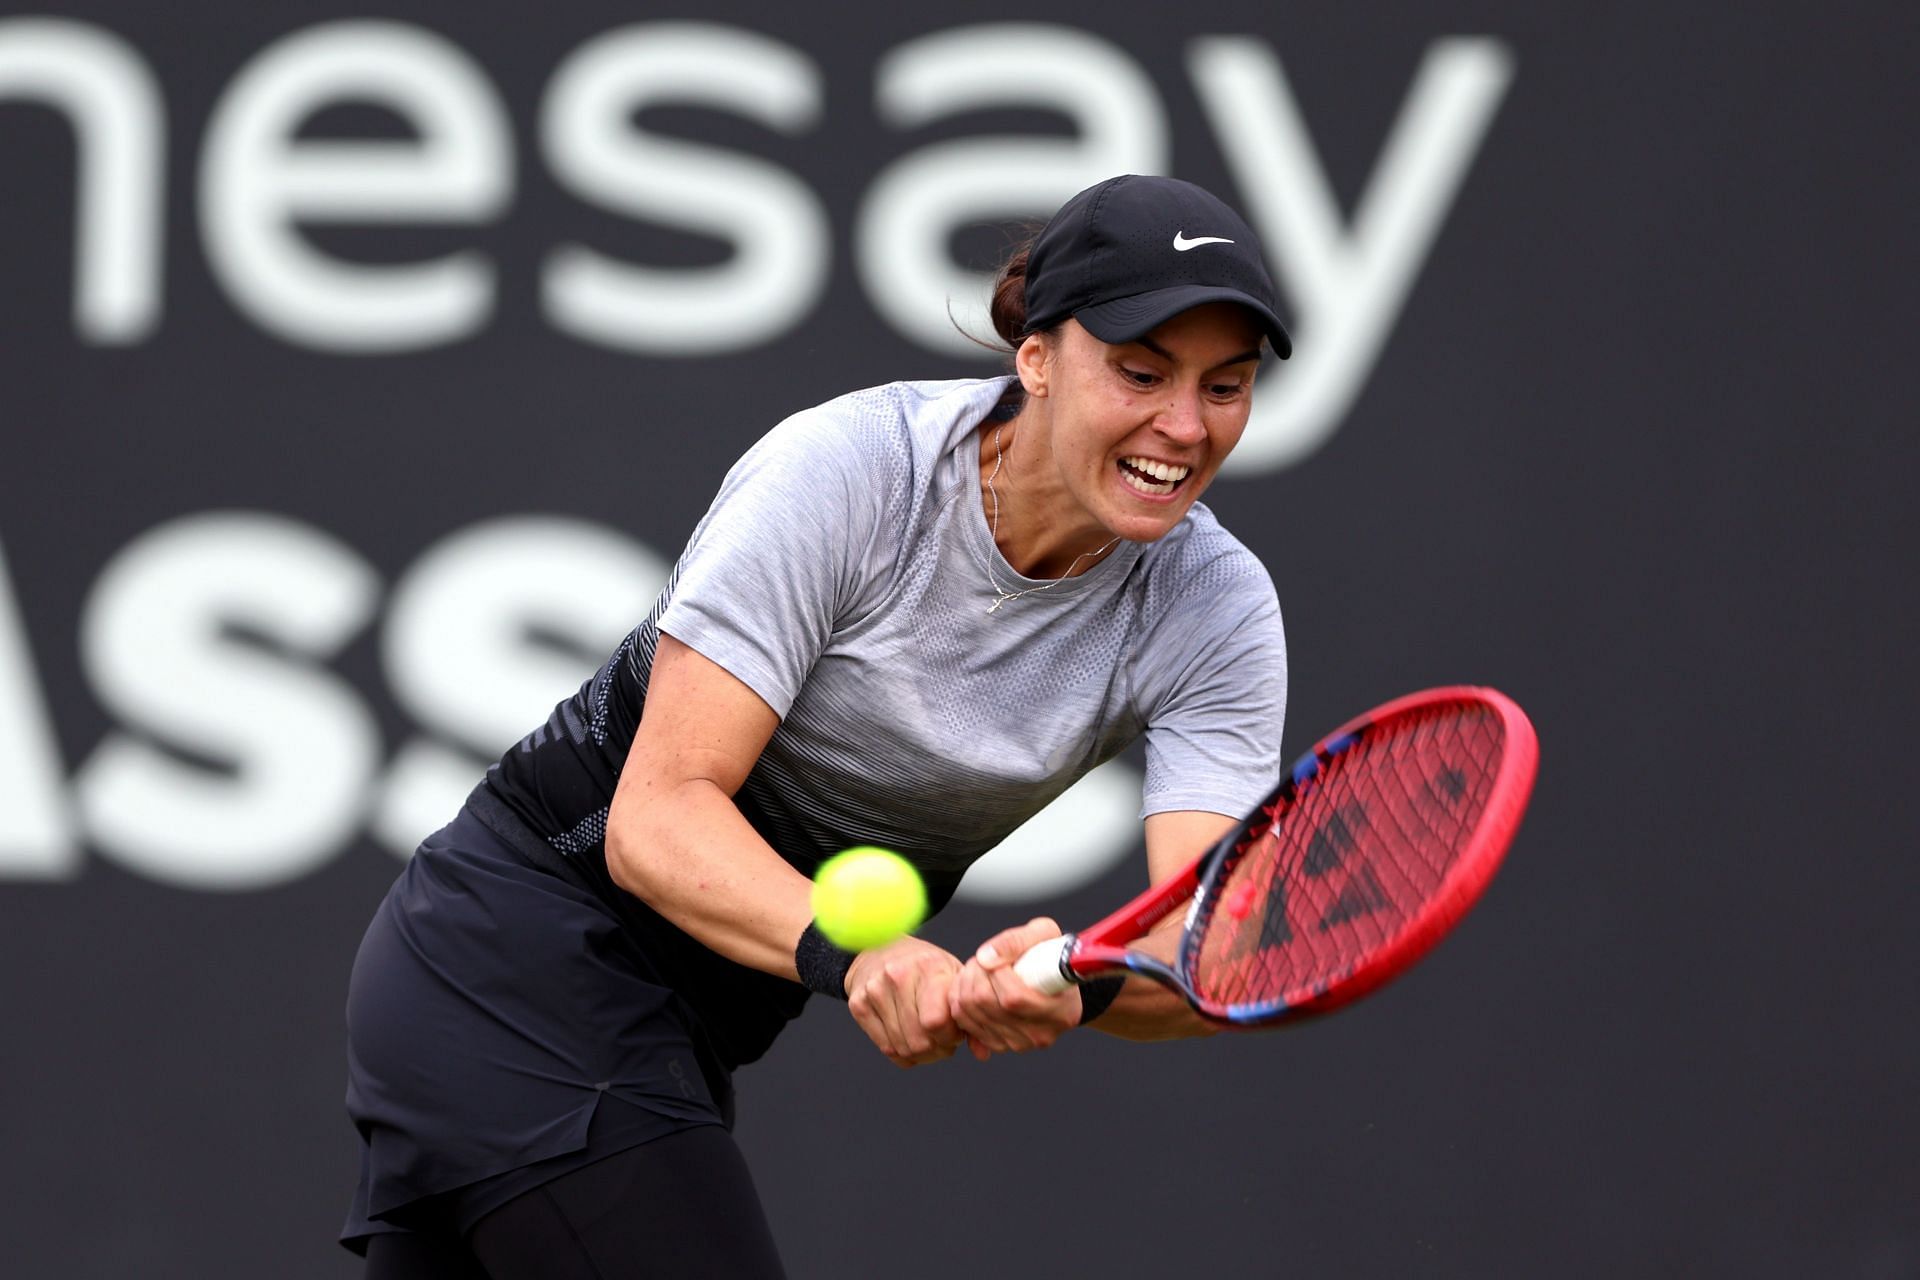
[613,633,781,813]
[1139,558,1286,822]
[1143,809,1241,886]
[651,406,897,721]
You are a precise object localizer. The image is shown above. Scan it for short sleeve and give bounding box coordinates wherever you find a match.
[656,405,898,719]
[1138,563,1287,820]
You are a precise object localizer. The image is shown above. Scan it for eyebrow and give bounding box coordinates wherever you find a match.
[1135,337,1264,369]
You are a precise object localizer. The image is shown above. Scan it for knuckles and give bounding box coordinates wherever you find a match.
[850,934,1073,1066]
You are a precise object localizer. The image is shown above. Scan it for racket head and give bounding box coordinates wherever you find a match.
[1178,686,1537,1026]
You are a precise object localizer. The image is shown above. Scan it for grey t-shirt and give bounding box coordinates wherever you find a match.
[659,375,1287,884]
[479,375,1285,1067]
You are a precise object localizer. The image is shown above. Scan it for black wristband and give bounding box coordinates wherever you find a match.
[794,922,856,1000]
[1075,975,1126,1025]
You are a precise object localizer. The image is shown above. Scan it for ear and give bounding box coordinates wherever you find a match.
[1014,332,1052,398]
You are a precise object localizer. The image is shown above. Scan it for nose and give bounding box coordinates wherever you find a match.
[1156,386,1207,445]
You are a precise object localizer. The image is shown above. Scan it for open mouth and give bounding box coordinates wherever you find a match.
[1118,456,1191,497]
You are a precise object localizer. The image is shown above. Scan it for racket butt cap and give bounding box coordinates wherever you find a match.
[1013,934,1076,994]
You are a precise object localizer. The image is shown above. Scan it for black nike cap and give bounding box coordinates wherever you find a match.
[1024,174,1291,359]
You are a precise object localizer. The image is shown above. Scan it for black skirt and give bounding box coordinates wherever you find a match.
[341,802,734,1251]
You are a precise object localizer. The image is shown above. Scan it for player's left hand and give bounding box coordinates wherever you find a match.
[949,917,1083,1061]
[845,935,968,1069]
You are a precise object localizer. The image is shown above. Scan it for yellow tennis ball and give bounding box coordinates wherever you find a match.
[811,847,927,951]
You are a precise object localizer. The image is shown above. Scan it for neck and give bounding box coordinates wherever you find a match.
[981,412,1119,580]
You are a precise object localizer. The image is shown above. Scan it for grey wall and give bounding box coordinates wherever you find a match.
[2,4,1914,1276]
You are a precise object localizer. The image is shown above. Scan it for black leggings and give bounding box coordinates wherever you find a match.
[363,1126,787,1280]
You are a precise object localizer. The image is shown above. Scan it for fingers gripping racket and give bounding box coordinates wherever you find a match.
[1015,687,1538,1026]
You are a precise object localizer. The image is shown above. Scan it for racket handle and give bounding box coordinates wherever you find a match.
[1014,934,1076,994]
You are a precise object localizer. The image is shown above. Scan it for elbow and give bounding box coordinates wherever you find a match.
[602,796,657,902]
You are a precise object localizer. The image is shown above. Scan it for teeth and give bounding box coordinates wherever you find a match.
[1120,456,1190,493]
[1122,470,1171,495]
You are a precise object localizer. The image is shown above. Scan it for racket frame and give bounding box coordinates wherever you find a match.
[1027,686,1538,1027]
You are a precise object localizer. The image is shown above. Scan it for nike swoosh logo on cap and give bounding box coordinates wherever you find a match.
[1172,232,1235,251]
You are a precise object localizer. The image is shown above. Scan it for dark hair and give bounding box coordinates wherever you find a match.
[987,237,1036,349]
[950,228,1060,356]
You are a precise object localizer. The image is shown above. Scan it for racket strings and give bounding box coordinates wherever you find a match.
[1353,712,1503,908]
[1189,702,1509,1015]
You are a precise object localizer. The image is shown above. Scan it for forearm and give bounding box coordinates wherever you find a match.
[1083,809,1242,1041]
[604,775,813,982]
[1086,979,1219,1041]
[1085,917,1220,1042]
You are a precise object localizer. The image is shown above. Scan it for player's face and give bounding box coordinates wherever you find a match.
[1020,303,1265,548]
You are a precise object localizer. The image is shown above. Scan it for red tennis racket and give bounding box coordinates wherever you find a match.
[1015,687,1538,1025]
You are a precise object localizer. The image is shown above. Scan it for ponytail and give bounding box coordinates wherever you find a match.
[948,230,1059,356]
[987,240,1035,349]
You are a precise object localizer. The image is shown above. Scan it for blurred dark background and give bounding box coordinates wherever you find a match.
[2,4,1914,1276]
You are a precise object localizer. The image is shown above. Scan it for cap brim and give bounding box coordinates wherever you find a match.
[1076,285,1292,359]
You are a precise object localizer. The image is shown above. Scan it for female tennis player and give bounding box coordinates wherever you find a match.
[343,174,1291,1278]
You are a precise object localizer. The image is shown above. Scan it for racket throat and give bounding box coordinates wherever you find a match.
[1113,949,1183,992]
[1072,941,1183,993]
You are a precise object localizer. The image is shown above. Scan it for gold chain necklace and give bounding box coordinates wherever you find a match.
[983,427,1120,615]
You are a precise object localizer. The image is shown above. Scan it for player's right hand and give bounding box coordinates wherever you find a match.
[844,936,968,1069]
[948,917,1081,1059]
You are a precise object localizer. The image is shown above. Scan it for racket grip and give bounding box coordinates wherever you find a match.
[1014,934,1076,994]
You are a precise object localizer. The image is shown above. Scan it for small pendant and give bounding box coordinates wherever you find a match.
[987,595,1008,615]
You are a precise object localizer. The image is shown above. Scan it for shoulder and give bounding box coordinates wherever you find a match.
[1134,503,1280,623]
[697,377,1011,574]
[720,377,1013,531]
[755,376,1014,468]
[1126,506,1286,737]
[722,376,1004,516]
